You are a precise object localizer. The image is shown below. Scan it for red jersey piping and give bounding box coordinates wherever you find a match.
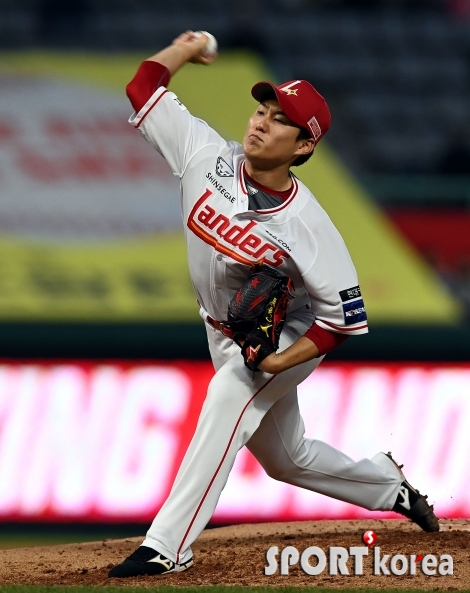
[134,88,168,129]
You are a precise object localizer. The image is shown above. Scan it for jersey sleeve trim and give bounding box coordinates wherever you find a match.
[315,318,369,336]
[129,87,168,129]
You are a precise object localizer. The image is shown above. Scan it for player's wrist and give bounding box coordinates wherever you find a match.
[273,353,287,374]
[172,40,200,63]
[258,352,284,375]
[146,32,208,76]
[172,32,212,64]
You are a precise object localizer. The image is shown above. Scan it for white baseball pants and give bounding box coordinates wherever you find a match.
[143,307,402,564]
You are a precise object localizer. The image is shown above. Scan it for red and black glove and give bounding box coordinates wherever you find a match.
[221,264,294,372]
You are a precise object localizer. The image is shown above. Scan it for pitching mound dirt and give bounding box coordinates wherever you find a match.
[0,519,468,588]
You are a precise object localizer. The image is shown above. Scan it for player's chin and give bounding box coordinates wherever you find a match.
[243,142,267,162]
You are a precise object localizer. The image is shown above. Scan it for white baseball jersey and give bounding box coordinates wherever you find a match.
[125,71,404,568]
[129,86,368,336]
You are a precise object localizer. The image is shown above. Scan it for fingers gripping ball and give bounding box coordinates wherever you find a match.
[222,264,294,372]
[194,31,218,57]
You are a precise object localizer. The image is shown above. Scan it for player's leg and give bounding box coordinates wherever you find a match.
[109,308,318,578]
[246,382,439,532]
[246,387,402,511]
[140,312,319,566]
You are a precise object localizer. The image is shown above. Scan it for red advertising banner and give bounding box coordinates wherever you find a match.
[0,361,468,522]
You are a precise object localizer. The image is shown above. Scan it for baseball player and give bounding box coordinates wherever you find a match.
[109,31,439,578]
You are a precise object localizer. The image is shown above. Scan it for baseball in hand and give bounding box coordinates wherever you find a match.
[195,31,218,57]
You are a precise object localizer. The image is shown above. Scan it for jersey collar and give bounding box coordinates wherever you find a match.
[238,161,298,213]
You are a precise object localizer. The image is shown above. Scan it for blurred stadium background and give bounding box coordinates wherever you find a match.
[0,0,469,547]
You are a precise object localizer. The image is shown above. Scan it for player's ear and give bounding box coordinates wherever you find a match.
[294,137,315,158]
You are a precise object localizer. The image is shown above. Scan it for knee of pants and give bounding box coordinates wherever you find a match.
[259,455,299,484]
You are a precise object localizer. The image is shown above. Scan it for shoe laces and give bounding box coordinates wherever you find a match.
[127,546,158,562]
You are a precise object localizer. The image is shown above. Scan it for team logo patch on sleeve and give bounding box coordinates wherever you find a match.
[342,299,367,325]
[339,285,362,302]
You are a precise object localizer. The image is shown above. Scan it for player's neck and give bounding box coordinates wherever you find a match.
[244,161,292,193]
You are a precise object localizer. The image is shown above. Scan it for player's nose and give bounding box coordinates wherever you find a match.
[255,118,267,132]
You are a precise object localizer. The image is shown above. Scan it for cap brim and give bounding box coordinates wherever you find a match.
[251,81,278,103]
[251,81,309,134]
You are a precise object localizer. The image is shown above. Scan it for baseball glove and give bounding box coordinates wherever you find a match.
[220,263,294,372]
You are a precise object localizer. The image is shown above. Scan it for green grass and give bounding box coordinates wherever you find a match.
[1,588,469,593]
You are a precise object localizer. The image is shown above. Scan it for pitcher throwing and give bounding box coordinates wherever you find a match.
[109,31,439,579]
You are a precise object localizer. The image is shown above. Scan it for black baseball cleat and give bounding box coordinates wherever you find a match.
[386,452,440,532]
[108,545,194,578]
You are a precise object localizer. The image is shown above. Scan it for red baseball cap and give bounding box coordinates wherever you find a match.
[251,79,331,145]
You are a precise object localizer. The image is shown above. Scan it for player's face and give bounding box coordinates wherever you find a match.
[243,99,313,168]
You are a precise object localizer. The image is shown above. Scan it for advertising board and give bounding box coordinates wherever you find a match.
[0,361,467,522]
